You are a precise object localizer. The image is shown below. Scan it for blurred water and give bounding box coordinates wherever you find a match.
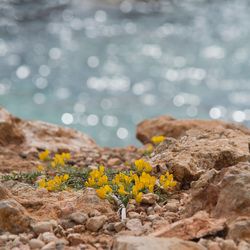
[1,0,250,147]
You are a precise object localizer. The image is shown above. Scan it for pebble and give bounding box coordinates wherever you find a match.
[114,222,125,232]
[107,158,121,166]
[86,215,108,232]
[88,209,101,217]
[147,214,161,222]
[29,239,45,249]
[128,211,140,219]
[126,219,143,232]
[141,193,159,205]
[67,233,83,245]
[69,212,88,224]
[73,225,85,233]
[41,232,58,243]
[32,221,53,234]
[41,241,56,250]
[147,206,155,215]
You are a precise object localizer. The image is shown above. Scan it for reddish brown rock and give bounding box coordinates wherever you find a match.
[186,162,250,218]
[151,211,226,240]
[149,128,250,182]
[0,199,33,233]
[136,115,250,144]
[113,236,206,250]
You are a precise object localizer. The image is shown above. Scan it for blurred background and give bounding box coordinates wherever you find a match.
[0,0,250,147]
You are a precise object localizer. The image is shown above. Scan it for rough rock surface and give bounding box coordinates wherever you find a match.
[113,236,206,250]
[0,199,33,233]
[149,128,250,182]
[136,115,250,144]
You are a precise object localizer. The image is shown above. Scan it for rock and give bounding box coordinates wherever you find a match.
[0,199,33,233]
[128,212,141,219]
[113,236,206,250]
[150,128,250,182]
[107,158,122,166]
[67,233,83,245]
[187,162,250,218]
[0,184,12,200]
[136,115,250,144]
[41,241,56,250]
[238,241,250,250]
[73,224,85,233]
[69,212,88,224]
[126,219,143,233]
[41,232,58,243]
[141,193,159,205]
[227,218,250,242]
[151,211,226,240]
[147,214,160,222]
[32,221,53,234]
[29,239,45,249]
[86,215,108,232]
[114,222,125,233]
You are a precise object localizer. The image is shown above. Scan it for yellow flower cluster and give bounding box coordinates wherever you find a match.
[38,149,50,161]
[159,171,177,190]
[85,166,108,187]
[85,159,172,204]
[134,159,152,172]
[38,174,69,191]
[96,185,112,199]
[51,152,71,167]
[151,135,166,144]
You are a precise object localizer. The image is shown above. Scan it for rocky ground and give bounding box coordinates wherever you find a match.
[0,107,250,250]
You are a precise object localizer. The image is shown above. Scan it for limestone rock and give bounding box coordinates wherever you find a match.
[29,239,45,249]
[0,199,33,233]
[86,215,108,232]
[150,128,250,182]
[32,221,53,234]
[187,162,250,218]
[126,219,143,233]
[113,236,206,250]
[227,218,250,242]
[67,233,83,245]
[136,115,250,144]
[141,193,159,205]
[151,211,226,240]
[69,212,88,224]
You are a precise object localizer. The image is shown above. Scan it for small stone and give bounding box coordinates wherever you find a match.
[41,232,58,244]
[67,233,83,245]
[88,209,101,217]
[126,219,143,233]
[41,241,56,250]
[141,193,159,205]
[147,214,160,222]
[73,225,85,233]
[147,207,155,215]
[114,222,125,233]
[106,223,115,231]
[59,219,76,229]
[29,239,45,249]
[69,212,88,224]
[128,212,140,219]
[32,221,53,234]
[107,158,122,166]
[154,204,163,213]
[86,215,108,232]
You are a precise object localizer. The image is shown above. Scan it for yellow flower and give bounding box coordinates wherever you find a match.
[151,135,166,145]
[135,192,143,203]
[38,178,46,188]
[118,185,128,196]
[160,171,177,189]
[134,159,145,172]
[96,185,112,199]
[134,159,152,173]
[61,152,71,160]
[63,174,69,181]
[39,150,50,161]
[37,165,44,172]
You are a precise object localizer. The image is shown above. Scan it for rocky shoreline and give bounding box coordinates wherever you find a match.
[0,107,250,250]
